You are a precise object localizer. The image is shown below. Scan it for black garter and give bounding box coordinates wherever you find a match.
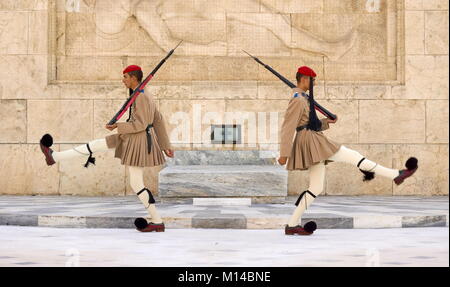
[295,190,316,210]
[84,144,96,168]
[137,188,156,206]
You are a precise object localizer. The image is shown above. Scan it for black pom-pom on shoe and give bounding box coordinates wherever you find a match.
[40,134,53,148]
[134,217,148,230]
[39,134,55,166]
[405,157,418,170]
[303,221,317,233]
[394,157,419,185]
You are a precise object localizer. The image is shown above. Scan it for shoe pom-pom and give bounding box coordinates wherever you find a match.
[304,221,317,233]
[134,217,148,230]
[40,134,53,148]
[405,157,418,170]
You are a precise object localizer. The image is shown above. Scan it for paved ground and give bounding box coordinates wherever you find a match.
[0,195,448,229]
[0,226,447,267]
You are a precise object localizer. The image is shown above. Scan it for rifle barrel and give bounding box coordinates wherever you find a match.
[243,50,336,120]
[107,41,183,125]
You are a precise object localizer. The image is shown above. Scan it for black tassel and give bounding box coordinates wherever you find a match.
[357,158,375,182]
[359,169,375,181]
[137,188,156,204]
[306,77,322,131]
[84,144,95,168]
[84,155,96,168]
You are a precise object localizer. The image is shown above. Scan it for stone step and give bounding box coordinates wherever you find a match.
[193,198,252,206]
[159,165,287,198]
[1,195,448,229]
[159,197,287,204]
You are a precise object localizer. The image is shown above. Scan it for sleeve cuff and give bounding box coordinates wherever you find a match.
[279,149,291,158]
[116,122,128,134]
[320,119,330,131]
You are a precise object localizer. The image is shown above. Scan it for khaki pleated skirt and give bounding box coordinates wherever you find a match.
[286,129,341,171]
[105,128,166,167]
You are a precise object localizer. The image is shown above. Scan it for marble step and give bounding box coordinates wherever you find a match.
[159,165,288,198]
[193,198,252,206]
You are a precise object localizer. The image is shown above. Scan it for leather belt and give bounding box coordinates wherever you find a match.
[296,125,308,132]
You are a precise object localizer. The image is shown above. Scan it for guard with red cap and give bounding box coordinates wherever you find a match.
[279,66,418,236]
[39,64,174,233]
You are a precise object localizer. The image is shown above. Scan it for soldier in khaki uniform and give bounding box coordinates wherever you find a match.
[39,65,174,232]
[279,66,418,236]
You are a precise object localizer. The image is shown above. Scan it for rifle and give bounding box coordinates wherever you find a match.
[107,41,183,125]
[243,50,337,120]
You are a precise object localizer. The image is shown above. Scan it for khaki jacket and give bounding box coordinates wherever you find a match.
[280,88,340,170]
[106,90,171,167]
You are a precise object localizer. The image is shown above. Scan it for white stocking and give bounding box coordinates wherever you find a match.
[287,146,400,227]
[329,146,399,179]
[128,165,162,224]
[287,162,326,227]
[52,139,110,162]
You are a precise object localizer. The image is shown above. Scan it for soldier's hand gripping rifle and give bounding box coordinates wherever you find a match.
[107,41,183,125]
[243,50,337,120]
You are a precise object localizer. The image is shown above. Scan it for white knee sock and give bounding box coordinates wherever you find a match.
[329,146,399,180]
[288,162,326,227]
[52,139,110,162]
[128,166,162,224]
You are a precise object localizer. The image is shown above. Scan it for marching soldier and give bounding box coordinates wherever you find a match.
[279,66,418,236]
[39,65,174,232]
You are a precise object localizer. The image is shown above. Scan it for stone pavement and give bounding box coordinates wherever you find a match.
[0,226,448,267]
[0,195,448,229]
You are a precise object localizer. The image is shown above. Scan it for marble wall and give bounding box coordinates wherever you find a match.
[0,0,448,196]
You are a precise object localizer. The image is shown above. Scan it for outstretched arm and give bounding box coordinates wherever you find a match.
[320,116,338,131]
[116,94,148,134]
